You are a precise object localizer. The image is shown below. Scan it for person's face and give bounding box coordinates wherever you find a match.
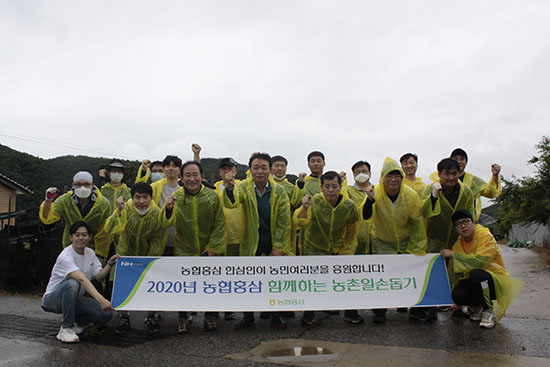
[455,218,475,239]
[151,164,163,173]
[219,165,237,180]
[383,171,402,193]
[308,156,325,176]
[401,157,418,176]
[133,192,152,210]
[182,164,202,194]
[70,226,90,253]
[250,158,271,186]
[321,177,342,204]
[451,155,467,173]
[439,168,459,191]
[163,161,180,179]
[271,161,287,178]
[353,164,371,179]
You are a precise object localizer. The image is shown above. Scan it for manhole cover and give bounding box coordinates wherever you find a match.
[265,346,338,363]
[0,314,166,348]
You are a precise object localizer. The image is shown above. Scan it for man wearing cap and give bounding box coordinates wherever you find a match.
[441,210,523,329]
[40,171,112,257]
[215,158,244,258]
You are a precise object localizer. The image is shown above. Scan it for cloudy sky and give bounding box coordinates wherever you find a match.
[1,0,549,186]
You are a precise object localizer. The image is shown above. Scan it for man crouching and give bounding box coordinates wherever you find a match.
[42,221,119,343]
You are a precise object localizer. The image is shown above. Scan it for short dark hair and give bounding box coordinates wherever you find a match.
[351,161,371,173]
[271,155,288,166]
[450,148,468,161]
[162,155,183,168]
[437,158,461,173]
[132,182,153,197]
[249,152,272,168]
[69,221,91,235]
[400,153,418,164]
[452,209,473,223]
[181,160,204,175]
[307,151,325,161]
[151,160,163,168]
[321,171,342,185]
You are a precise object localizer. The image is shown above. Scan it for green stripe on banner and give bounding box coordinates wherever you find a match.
[414,255,439,305]
[116,259,158,309]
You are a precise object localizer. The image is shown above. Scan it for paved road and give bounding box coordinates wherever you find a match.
[1,245,549,366]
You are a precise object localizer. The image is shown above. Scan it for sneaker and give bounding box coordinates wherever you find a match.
[56,326,79,343]
[479,310,496,329]
[203,316,217,331]
[146,315,160,334]
[301,311,316,326]
[271,315,288,329]
[469,306,483,322]
[344,310,364,324]
[409,308,429,322]
[73,323,85,334]
[235,316,255,330]
[177,315,192,334]
[224,312,235,321]
[259,312,271,319]
[115,316,130,334]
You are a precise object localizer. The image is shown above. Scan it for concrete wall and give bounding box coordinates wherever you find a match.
[508,220,550,246]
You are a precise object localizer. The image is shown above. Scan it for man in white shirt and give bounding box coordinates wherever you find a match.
[42,221,119,343]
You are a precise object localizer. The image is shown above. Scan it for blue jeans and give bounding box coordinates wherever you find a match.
[42,278,112,328]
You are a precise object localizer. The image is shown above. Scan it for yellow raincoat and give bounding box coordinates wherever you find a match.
[100,183,132,211]
[449,224,523,321]
[294,193,359,255]
[134,164,151,184]
[274,177,298,255]
[421,181,475,253]
[403,177,427,197]
[429,171,500,220]
[345,185,371,254]
[39,189,112,253]
[215,180,245,255]
[223,176,292,256]
[361,158,427,255]
[160,185,226,256]
[104,200,165,256]
[291,176,321,208]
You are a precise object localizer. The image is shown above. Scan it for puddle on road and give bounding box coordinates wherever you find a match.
[265,346,338,363]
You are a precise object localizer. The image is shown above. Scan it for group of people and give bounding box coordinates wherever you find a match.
[40,144,522,343]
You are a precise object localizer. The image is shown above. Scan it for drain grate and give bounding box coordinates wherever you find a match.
[0,314,167,348]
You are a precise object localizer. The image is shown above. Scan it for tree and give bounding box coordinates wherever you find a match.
[496,136,550,233]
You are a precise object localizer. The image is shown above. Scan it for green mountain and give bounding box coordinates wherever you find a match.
[0,144,296,211]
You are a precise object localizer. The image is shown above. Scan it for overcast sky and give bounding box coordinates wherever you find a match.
[1,0,549,187]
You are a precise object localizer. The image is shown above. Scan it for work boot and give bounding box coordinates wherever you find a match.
[115,315,130,334]
[301,311,316,326]
[146,315,160,334]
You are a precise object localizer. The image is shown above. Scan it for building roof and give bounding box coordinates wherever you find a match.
[0,172,33,195]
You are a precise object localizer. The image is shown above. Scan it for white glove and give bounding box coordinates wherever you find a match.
[432,182,442,198]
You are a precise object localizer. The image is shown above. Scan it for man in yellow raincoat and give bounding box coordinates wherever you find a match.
[361,157,427,323]
[441,210,523,328]
[104,182,165,335]
[346,160,373,255]
[400,153,426,196]
[161,161,226,334]
[40,171,112,258]
[224,152,292,330]
[294,171,360,325]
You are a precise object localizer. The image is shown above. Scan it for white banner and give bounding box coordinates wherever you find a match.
[112,254,452,311]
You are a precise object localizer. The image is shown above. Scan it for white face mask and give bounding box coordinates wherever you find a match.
[74,186,92,199]
[355,173,370,184]
[151,172,165,182]
[135,205,151,216]
[110,172,123,183]
[272,174,286,181]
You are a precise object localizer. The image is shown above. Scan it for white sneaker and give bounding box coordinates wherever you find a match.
[73,323,86,334]
[469,306,483,322]
[56,327,80,343]
[479,310,496,329]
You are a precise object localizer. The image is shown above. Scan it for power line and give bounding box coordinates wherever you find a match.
[0,131,140,160]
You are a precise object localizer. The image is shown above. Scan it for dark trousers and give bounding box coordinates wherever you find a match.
[452,269,496,310]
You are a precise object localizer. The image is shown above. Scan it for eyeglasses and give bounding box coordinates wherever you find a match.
[454,219,472,227]
[73,182,92,188]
